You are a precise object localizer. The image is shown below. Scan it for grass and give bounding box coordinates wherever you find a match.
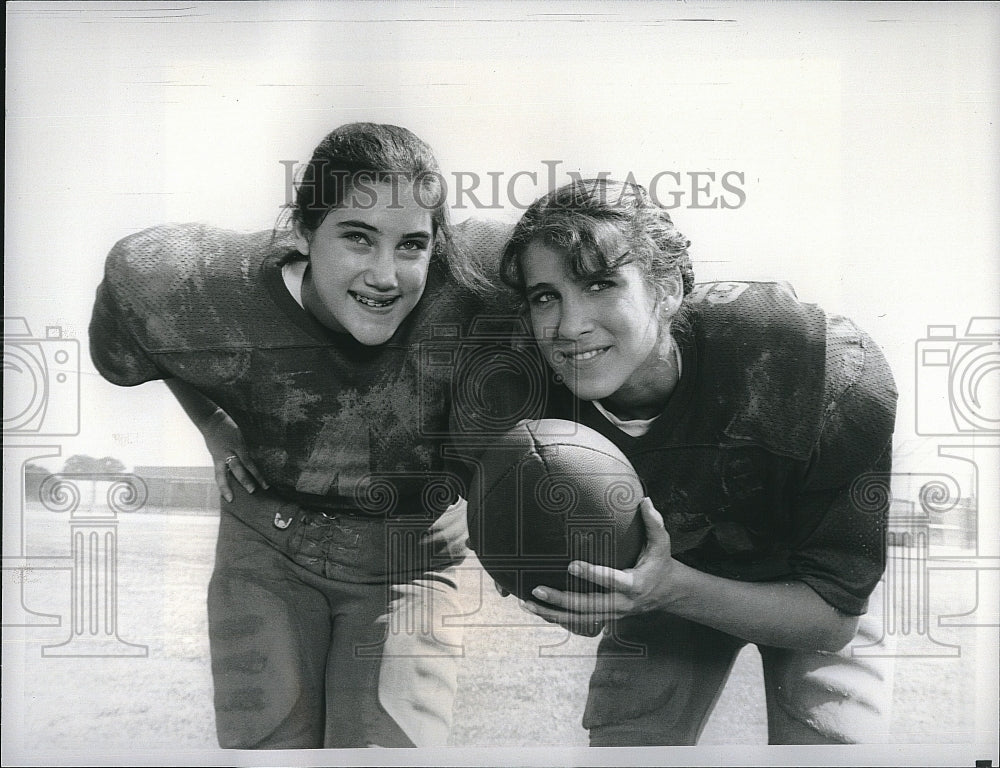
[3,506,995,763]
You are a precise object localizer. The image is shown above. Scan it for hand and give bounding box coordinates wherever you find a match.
[518,498,676,630]
[201,409,269,502]
[422,498,471,561]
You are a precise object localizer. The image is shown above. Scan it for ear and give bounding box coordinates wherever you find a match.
[292,220,311,257]
[657,268,684,318]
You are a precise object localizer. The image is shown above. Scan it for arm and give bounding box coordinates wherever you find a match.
[522,498,859,652]
[164,379,268,502]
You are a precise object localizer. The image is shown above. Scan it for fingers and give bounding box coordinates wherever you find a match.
[219,454,261,497]
[240,456,270,490]
[519,598,606,636]
[528,584,624,617]
[213,461,233,503]
[568,560,635,592]
[227,457,259,494]
[638,497,671,551]
[573,620,605,638]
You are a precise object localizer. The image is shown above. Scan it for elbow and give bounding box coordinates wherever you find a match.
[817,611,860,652]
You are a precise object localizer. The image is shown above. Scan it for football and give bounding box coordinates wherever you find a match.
[466,418,646,602]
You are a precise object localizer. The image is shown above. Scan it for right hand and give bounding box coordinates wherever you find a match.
[201,409,269,502]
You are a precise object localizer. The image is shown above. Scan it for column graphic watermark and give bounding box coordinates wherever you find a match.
[3,316,148,657]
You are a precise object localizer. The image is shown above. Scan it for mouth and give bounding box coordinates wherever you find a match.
[350,291,399,309]
[553,346,611,364]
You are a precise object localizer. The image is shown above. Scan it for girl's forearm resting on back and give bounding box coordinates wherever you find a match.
[164,378,266,498]
[164,378,225,429]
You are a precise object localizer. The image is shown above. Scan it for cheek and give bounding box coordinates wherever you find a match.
[312,264,348,295]
[398,261,430,293]
[528,312,555,348]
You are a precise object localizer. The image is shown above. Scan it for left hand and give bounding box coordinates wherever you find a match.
[519,498,678,633]
[421,498,471,561]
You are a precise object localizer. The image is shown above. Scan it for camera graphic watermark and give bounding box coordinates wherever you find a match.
[3,315,146,657]
[2,317,80,436]
[852,315,1000,663]
[417,315,579,440]
[915,317,1000,436]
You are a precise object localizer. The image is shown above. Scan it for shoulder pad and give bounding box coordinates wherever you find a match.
[689,281,828,459]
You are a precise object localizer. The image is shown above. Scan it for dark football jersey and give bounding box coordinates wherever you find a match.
[542,281,898,614]
[89,218,512,518]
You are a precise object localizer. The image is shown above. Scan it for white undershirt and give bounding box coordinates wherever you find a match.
[282,261,307,308]
[591,345,682,437]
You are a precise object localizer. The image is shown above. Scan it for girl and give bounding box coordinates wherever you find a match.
[496,178,898,745]
[89,123,508,749]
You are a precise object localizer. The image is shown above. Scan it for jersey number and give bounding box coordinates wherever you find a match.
[688,281,749,305]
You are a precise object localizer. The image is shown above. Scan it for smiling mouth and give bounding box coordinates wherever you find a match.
[555,346,610,363]
[350,291,399,309]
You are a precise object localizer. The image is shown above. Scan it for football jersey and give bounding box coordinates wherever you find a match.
[89,218,513,518]
[542,281,898,615]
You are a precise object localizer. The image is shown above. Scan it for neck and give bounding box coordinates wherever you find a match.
[600,332,679,421]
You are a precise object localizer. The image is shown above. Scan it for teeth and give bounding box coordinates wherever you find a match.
[352,293,396,308]
[553,348,606,363]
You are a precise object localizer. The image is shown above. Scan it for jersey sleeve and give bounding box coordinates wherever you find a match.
[787,315,898,615]
[89,234,169,386]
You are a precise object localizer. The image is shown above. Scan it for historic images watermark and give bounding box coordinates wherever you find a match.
[280,160,748,212]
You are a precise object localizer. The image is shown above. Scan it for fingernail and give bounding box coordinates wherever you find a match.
[532,587,547,600]
[224,493,233,503]
[568,562,582,576]
[247,485,257,494]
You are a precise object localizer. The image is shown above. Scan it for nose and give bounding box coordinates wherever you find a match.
[556,295,594,340]
[365,247,398,291]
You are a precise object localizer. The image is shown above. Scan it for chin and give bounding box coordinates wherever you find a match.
[565,379,617,403]
[345,322,399,346]
[356,330,396,346]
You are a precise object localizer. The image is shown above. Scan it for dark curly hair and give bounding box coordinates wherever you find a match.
[499,178,695,304]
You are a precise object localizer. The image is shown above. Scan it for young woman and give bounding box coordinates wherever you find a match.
[88,123,509,749]
[495,178,898,745]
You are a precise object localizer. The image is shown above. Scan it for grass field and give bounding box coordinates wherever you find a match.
[3,505,997,764]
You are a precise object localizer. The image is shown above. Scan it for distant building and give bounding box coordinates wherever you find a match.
[132,465,218,513]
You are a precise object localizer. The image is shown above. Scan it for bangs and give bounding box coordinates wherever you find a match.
[538,216,633,280]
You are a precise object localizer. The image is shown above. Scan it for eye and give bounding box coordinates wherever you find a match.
[398,239,430,253]
[528,290,557,306]
[586,279,614,292]
[343,232,371,246]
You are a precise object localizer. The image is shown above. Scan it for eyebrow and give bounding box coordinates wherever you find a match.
[335,220,432,240]
[524,281,556,294]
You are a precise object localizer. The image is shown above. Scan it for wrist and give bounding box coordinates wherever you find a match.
[200,407,229,428]
[656,557,698,614]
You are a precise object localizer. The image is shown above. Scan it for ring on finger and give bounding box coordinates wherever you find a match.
[224,455,238,467]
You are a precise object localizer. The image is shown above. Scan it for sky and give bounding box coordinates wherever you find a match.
[5,1,998,473]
